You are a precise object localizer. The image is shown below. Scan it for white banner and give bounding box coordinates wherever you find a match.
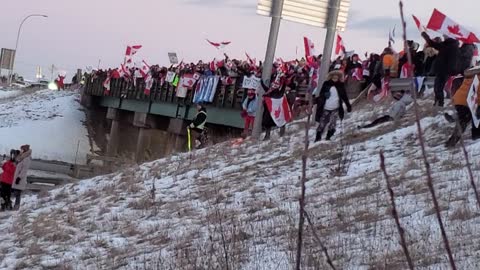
[166,71,176,83]
[467,75,480,128]
[242,76,261,90]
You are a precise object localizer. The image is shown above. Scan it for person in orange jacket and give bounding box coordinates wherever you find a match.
[444,70,480,147]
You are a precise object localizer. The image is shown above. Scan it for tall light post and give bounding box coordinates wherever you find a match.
[8,14,48,85]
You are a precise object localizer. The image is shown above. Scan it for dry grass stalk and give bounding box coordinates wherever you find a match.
[304,210,337,270]
[296,112,312,270]
[399,2,457,269]
[458,135,480,209]
[380,151,414,270]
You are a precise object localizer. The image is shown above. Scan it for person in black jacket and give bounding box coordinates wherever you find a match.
[189,104,208,149]
[421,32,460,106]
[314,70,352,142]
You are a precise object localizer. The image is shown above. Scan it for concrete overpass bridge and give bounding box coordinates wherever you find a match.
[81,74,435,163]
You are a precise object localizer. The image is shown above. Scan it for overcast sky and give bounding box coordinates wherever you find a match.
[0,0,477,81]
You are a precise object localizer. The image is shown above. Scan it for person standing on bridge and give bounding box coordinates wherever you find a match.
[189,105,208,149]
[421,32,460,107]
[12,145,32,210]
[0,150,18,211]
[241,89,258,138]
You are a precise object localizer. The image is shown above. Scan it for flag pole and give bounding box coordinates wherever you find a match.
[252,0,285,139]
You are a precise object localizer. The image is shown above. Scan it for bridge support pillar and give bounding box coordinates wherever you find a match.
[134,112,150,163]
[167,118,188,154]
[106,108,120,157]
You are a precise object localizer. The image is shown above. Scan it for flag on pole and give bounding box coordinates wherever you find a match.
[139,60,150,78]
[412,15,426,32]
[144,74,153,95]
[303,37,316,58]
[335,35,346,55]
[245,53,256,66]
[389,27,396,45]
[264,95,292,127]
[427,9,480,44]
[103,76,111,94]
[125,45,142,56]
[206,39,231,49]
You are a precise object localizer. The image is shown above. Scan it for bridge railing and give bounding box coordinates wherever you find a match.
[84,75,254,110]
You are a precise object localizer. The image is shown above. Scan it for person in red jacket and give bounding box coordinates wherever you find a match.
[1,150,17,211]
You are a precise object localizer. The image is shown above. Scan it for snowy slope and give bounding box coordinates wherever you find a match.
[0,97,479,269]
[0,89,23,100]
[0,90,92,164]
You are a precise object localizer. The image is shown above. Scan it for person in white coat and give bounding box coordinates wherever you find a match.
[12,145,32,210]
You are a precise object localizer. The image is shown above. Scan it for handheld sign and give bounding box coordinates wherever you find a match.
[166,71,176,83]
[242,76,261,90]
[467,75,480,127]
[168,53,179,64]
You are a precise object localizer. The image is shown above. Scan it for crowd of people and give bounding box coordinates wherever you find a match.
[0,145,32,211]
[87,29,478,149]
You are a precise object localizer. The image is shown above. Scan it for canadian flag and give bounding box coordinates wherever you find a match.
[118,64,131,78]
[139,60,150,78]
[181,74,196,89]
[368,78,389,103]
[412,15,425,32]
[245,53,256,66]
[103,76,111,94]
[400,63,414,78]
[351,68,364,81]
[427,9,480,44]
[125,45,142,56]
[335,34,346,55]
[264,95,292,127]
[144,74,153,96]
[303,37,316,58]
[206,39,231,49]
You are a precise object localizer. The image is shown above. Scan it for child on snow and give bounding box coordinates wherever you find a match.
[0,150,17,211]
[314,70,352,142]
[241,89,258,137]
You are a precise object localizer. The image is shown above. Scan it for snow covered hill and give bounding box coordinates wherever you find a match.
[0,89,93,164]
[0,97,479,269]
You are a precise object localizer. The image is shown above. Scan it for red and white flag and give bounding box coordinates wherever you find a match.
[206,39,231,49]
[368,78,389,103]
[303,37,316,58]
[335,34,346,55]
[144,74,153,95]
[245,53,256,66]
[351,67,364,81]
[412,15,425,32]
[400,63,414,78]
[139,60,150,78]
[264,95,292,127]
[181,74,197,89]
[427,9,480,44]
[125,45,142,56]
[103,76,111,94]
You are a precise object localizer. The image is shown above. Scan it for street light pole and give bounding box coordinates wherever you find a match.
[8,14,48,85]
[252,0,285,139]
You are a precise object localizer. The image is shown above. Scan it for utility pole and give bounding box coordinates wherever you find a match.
[252,0,285,139]
[315,0,342,96]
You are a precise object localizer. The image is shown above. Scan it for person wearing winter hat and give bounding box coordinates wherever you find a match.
[12,145,32,210]
[0,150,18,211]
[189,105,208,149]
[314,70,352,142]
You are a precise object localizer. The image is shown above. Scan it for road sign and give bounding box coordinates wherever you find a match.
[257,0,350,31]
[0,48,15,70]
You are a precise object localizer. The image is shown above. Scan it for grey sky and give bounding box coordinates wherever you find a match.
[0,0,477,80]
